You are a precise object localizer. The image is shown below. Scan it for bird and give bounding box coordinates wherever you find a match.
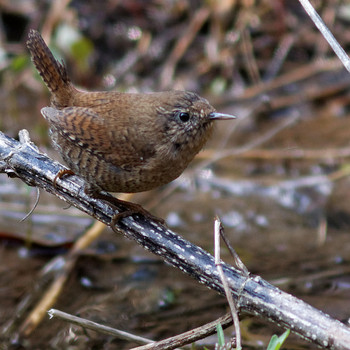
[27,29,236,221]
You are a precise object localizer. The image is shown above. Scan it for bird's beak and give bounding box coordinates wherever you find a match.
[209,112,237,120]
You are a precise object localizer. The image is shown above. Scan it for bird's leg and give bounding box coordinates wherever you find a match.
[52,170,165,227]
[90,191,165,228]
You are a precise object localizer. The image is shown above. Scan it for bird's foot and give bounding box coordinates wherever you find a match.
[92,192,165,231]
[53,169,75,188]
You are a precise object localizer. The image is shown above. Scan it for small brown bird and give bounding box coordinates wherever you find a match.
[27,30,236,218]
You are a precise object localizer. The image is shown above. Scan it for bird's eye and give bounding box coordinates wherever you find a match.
[178,112,190,122]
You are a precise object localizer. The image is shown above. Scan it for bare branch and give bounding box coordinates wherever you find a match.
[299,0,350,72]
[1,130,350,349]
[48,309,153,345]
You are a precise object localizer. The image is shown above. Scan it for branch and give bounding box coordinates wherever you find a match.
[1,130,350,349]
[298,0,350,73]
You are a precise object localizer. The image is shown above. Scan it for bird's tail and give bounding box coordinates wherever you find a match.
[27,29,73,107]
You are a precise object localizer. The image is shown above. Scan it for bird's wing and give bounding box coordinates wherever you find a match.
[41,106,156,169]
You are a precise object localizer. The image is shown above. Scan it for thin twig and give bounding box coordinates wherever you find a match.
[214,217,241,349]
[218,222,249,277]
[48,309,153,345]
[298,0,350,72]
[132,313,233,350]
[21,187,40,222]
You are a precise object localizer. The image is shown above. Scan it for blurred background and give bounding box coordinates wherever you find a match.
[1,0,350,349]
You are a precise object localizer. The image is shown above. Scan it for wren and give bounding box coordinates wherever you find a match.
[26,30,236,218]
